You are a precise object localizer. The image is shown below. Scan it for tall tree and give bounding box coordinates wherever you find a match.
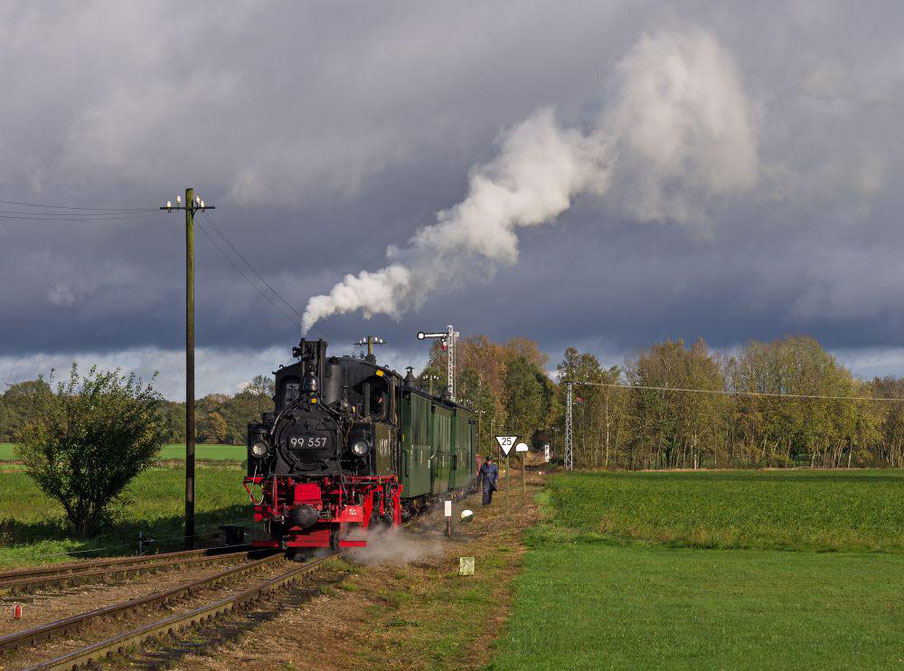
[503,355,546,443]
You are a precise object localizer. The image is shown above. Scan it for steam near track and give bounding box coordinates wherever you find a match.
[345,526,443,565]
[302,26,758,333]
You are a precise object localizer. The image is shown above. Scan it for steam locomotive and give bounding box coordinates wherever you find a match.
[243,338,476,551]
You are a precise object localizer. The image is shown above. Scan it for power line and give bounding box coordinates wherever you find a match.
[0,196,161,222]
[194,218,299,326]
[567,379,904,403]
[198,211,331,342]
[0,212,158,222]
[199,211,303,320]
[0,197,158,212]
[0,192,301,327]
[0,208,157,216]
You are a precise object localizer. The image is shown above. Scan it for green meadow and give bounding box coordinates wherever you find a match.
[549,469,903,552]
[156,443,245,461]
[0,443,15,461]
[0,465,251,567]
[0,442,244,463]
[492,470,904,670]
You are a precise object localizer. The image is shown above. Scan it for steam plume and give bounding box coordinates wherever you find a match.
[302,27,757,333]
[344,526,442,565]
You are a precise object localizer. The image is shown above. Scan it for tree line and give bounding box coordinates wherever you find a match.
[4,334,904,468]
[1,375,274,446]
[423,334,904,469]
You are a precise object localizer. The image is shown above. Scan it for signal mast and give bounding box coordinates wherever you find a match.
[416,324,459,401]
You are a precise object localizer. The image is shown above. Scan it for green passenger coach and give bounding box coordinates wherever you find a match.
[399,369,475,509]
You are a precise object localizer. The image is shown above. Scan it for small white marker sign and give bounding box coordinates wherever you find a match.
[495,435,517,456]
[515,442,529,453]
[444,500,452,518]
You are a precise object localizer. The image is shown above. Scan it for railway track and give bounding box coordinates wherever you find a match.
[7,552,337,671]
[0,545,252,595]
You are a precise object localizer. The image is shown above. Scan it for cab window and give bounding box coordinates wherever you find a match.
[371,389,386,419]
[281,380,300,408]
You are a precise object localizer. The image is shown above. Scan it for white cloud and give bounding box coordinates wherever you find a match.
[47,284,75,307]
[0,344,428,401]
[1,347,284,400]
[604,26,758,224]
[832,347,904,380]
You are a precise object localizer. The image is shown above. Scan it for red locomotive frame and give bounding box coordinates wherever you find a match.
[243,474,402,549]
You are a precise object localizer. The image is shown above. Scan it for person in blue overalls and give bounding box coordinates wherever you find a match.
[477,455,499,506]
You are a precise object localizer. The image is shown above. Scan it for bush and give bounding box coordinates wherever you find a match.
[15,364,167,535]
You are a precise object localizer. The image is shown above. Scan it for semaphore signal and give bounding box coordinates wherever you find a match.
[416,325,459,401]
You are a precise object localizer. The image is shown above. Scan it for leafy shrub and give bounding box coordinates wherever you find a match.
[15,364,166,535]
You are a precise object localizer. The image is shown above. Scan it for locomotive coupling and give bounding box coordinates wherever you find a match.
[292,504,319,529]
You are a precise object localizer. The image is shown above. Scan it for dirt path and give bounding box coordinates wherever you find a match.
[180,469,546,671]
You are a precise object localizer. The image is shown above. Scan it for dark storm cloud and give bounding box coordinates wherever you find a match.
[1,0,903,395]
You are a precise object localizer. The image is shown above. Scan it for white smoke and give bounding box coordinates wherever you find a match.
[303,264,412,327]
[302,27,758,333]
[344,525,442,565]
[606,27,758,224]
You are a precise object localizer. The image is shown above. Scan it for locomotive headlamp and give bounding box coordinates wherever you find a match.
[351,440,369,457]
[251,441,270,458]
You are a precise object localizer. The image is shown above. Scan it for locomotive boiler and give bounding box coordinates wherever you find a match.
[243,338,476,551]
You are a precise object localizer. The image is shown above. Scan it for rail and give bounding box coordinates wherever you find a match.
[0,544,251,581]
[0,546,254,596]
[22,553,338,671]
[0,551,282,654]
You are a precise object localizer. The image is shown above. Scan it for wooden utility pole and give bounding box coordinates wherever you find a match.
[161,188,214,549]
[184,187,195,549]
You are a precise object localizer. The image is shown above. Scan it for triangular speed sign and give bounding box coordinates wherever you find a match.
[495,435,518,456]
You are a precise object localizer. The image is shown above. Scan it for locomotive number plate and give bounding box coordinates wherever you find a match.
[289,435,332,449]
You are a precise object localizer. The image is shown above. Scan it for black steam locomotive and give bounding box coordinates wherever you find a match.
[243,339,476,550]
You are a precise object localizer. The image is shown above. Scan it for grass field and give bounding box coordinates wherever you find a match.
[492,470,904,670]
[548,470,904,552]
[0,465,251,567]
[0,442,244,462]
[0,443,15,461]
[156,443,245,461]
